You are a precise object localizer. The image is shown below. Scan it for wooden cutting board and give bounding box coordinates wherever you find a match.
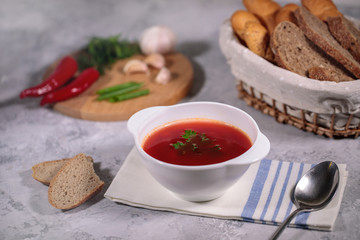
[44,53,193,121]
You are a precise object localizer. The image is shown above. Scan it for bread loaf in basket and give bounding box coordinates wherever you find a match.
[219,16,360,138]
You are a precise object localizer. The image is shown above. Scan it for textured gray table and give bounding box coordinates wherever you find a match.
[1,0,359,239]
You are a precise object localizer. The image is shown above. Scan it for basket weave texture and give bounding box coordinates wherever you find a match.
[238,82,360,138]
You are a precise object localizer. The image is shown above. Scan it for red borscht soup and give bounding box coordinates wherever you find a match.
[142,118,252,166]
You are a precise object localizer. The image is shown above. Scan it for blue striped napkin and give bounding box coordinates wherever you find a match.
[105,148,347,231]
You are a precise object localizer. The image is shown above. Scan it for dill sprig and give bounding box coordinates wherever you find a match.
[76,34,141,75]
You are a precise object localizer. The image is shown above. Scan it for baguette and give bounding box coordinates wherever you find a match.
[294,6,360,78]
[271,21,354,82]
[231,10,262,39]
[275,3,299,26]
[243,21,269,58]
[32,158,70,185]
[301,0,342,22]
[243,0,281,34]
[231,10,269,58]
[48,154,104,210]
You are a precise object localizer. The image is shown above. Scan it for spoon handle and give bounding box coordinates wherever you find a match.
[269,208,303,240]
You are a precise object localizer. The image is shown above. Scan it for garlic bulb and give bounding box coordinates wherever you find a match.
[144,53,166,69]
[155,67,171,85]
[140,26,176,55]
[123,59,149,75]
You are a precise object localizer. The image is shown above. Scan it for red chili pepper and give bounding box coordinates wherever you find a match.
[40,68,99,106]
[20,56,78,98]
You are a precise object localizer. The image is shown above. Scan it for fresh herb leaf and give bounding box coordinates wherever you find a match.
[77,34,141,75]
[201,133,209,142]
[171,130,222,154]
[171,141,185,149]
[182,130,197,141]
[214,145,221,151]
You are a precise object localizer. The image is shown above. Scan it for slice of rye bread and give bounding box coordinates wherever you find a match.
[294,6,360,79]
[48,154,104,210]
[32,158,70,185]
[271,21,354,82]
[308,67,354,82]
[327,15,360,63]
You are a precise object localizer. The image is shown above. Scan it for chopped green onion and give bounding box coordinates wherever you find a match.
[108,89,150,102]
[96,82,140,95]
[96,83,143,101]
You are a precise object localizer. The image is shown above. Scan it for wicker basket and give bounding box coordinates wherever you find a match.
[219,19,360,139]
[238,81,360,138]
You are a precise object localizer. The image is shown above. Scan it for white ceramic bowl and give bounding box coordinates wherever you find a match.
[127,102,270,202]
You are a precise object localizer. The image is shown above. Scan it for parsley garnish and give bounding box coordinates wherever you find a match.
[214,145,221,150]
[170,129,221,154]
[171,130,197,149]
[201,133,209,142]
[182,130,197,141]
[172,141,185,149]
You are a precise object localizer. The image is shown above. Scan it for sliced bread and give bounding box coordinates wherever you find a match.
[308,66,354,82]
[48,154,104,210]
[301,0,342,22]
[294,6,360,78]
[327,15,360,63]
[32,158,70,185]
[271,21,354,82]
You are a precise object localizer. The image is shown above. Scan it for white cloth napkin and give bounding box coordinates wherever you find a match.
[105,147,348,231]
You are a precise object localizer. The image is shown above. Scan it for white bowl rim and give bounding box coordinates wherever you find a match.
[129,101,270,171]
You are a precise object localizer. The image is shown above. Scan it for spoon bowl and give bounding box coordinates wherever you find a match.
[270,161,339,240]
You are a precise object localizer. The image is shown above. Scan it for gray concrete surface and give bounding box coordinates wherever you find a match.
[1,0,359,239]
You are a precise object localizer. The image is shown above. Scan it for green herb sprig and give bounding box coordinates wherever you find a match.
[172,130,197,149]
[182,130,197,141]
[76,34,141,75]
[171,130,222,153]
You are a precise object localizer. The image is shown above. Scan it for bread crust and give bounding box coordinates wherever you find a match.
[32,158,69,185]
[231,10,269,58]
[308,66,354,82]
[301,0,342,21]
[231,10,261,39]
[294,6,360,78]
[327,15,360,63]
[243,21,269,57]
[48,179,104,210]
[243,0,281,34]
[275,4,299,26]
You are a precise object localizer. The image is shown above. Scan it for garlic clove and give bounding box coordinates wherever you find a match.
[144,53,166,69]
[155,67,171,85]
[140,25,176,55]
[123,59,149,75]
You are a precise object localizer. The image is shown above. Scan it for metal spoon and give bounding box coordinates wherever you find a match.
[270,161,339,240]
